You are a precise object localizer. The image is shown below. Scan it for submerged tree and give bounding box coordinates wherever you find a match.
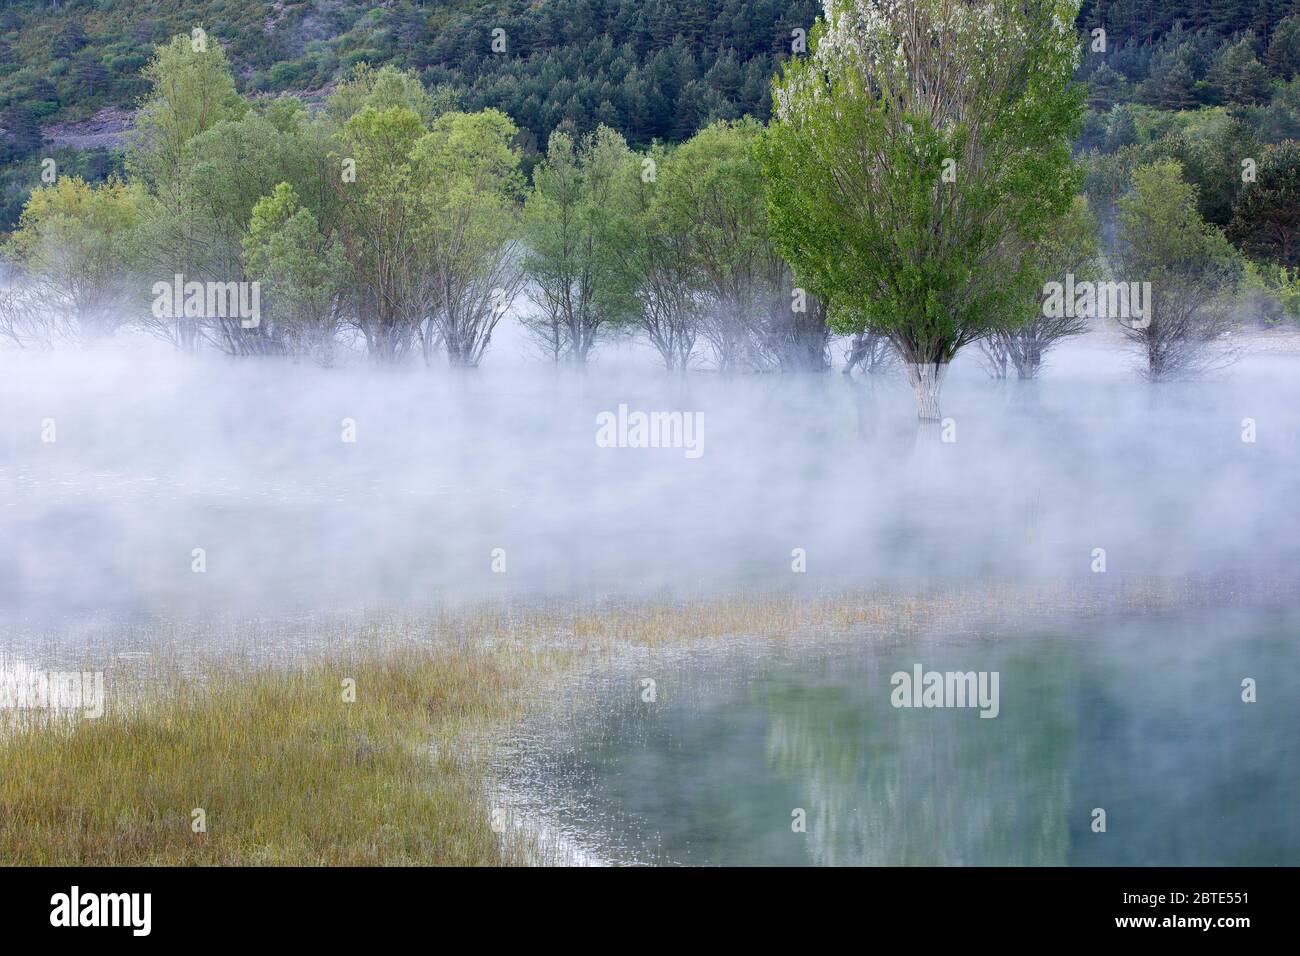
[761,0,1084,419]
[981,196,1101,380]
[624,143,702,371]
[843,326,896,376]
[243,182,348,365]
[126,31,247,350]
[657,118,803,372]
[1116,161,1242,380]
[521,125,640,365]
[411,109,525,368]
[333,105,428,363]
[0,285,51,349]
[5,176,148,342]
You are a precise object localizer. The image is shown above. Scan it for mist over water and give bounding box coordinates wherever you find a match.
[3,333,1298,866]
[2,333,1298,643]
[499,607,1300,865]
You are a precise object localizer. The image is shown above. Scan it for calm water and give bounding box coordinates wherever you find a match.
[502,608,1300,865]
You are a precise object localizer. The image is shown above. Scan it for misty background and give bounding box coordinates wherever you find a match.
[2,329,1297,641]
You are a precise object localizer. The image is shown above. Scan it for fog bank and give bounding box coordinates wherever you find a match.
[2,337,1298,636]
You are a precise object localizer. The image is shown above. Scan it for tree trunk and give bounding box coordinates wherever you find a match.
[904,362,947,422]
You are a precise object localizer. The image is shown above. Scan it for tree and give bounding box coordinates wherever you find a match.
[761,0,1084,419]
[623,142,701,371]
[73,54,110,99]
[981,197,1101,379]
[410,109,525,367]
[127,32,247,211]
[324,63,450,128]
[1266,14,1300,80]
[243,183,348,365]
[332,105,428,362]
[126,31,248,350]
[5,176,148,342]
[0,105,44,161]
[1208,36,1273,105]
[659,118,797,371]
[52,21,88,60]
[842,326,897,376]
[174,109,335,355]
[1160,58,1202,109]
[1104,105,1139,152]
[1254,76,1300,143]
[1136,116,1263,228]
[1140,48,1201,110]
[1087,63,1125,111]
[1227,140,1300,267]
[521,125,640,364]
[0,286,53,350]
[1115,160,1242,379]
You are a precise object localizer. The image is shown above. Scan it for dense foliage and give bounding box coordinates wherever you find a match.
[2,2,1299,389]
[763,0,1086,417]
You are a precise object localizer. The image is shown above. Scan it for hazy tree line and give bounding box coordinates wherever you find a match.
[0,38,828,372]
[4,4,1299,420]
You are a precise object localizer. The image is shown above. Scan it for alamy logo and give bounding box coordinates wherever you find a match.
[50,886,151,936]
[1043,274,1151,329]
[151,274,261,329]
[596,404,704,459]
[1,668,103,719]
[890,664,1000,718]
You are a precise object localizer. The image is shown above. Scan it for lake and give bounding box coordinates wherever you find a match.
[499,607,1300,865]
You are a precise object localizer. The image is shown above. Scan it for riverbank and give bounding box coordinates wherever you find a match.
[2,576,1294,865]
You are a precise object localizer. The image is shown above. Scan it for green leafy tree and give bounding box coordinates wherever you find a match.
[1208,35,1274,105]
[5,176,149,341]
[324,63,451,128]
[1087,63,1126,111]
[1240,259,1300,324]
[332,104,523,366]
[623,143,702,371]
[760,0,1084,419]
[1266,14,1300,80]
[243,182,348,365]
[184,111,331,280]
[1160,115,1261,226]
[659,118,805,371]
[981,197,1101,379]
[1252,76,1300,143]
[409,109,525,367]
[521,125,641,364]
[126,31,249,350]
[332,105,428,362]
[1115,160,1242,379]
[1227,140,1300,267]
[1104,104,1140,152]
[126,31,247,216]
[1140,49,1201,110]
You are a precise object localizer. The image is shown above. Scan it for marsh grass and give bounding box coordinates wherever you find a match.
[0,644,555,865]
[0,577,1279,865]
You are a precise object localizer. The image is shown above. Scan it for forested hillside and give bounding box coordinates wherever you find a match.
[4,2,1297,150]
[1,1,817,143]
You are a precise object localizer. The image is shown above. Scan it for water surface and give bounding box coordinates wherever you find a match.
[501,609,1300,865]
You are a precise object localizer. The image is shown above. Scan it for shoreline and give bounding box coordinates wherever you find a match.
[2,575,1296,865]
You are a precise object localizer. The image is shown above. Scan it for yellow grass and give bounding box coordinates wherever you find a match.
[0,645,550,865]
